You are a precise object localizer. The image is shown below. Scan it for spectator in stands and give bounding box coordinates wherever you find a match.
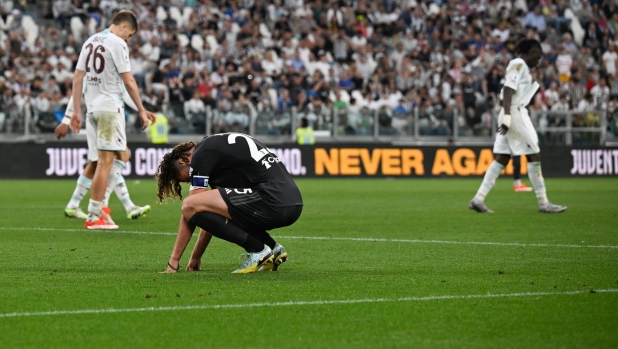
[53,0,74,30]
[524,6,547,33]
[0,0,613,141]
[185,89,207,134]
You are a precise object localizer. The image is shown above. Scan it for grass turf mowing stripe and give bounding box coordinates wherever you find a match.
[1,289,616,318]
[1,227,617,249]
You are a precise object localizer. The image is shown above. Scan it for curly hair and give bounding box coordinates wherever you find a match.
[514,38,542,56]
[155,141,196,203]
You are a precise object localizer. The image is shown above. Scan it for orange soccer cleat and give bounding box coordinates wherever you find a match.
[513,183,533,192]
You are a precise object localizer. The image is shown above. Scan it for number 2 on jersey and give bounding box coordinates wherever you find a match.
[227,133,278,169]
[84,43,106,74]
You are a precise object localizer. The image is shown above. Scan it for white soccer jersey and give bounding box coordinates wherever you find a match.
[76,29,131,113]
[495,58,541,155]
[64,83,137,117]
[500,58,540,109]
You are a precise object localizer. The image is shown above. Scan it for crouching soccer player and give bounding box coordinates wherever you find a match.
[156,133,303,273]
[469,39,566,213]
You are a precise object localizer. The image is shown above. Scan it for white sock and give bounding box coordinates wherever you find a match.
[514,179,522,187]
[114,176,137,213]
[67,175,92,209]
[102,160,126,207]
[87,199,104,222]
[474,161,505,201]
[527,162,549,206]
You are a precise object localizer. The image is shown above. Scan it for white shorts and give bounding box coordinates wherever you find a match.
[493,107,540,156]
[86,111,126,162]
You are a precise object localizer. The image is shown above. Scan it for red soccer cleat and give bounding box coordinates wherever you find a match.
[513,183,533,192]
[101,206,116,225]
[85,216,119,230]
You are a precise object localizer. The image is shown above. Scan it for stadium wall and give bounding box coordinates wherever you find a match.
[0,143,617,179]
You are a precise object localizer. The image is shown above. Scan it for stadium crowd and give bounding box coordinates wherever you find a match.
[0,0,616,140]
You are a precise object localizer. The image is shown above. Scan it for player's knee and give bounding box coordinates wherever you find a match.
[119,152,130,162]
[181,199,198,219]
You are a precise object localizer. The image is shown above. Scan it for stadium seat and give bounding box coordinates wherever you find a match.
[205,34,218,51]
[351,90,365,104]
[267,88,278,106]
[259,22,272,38]
[328,90,350,104]
[70,16,85,43]
[169,7,183,27]
[191,34,204,51]
[156,6,167,21]
[182,7,193,28]
[177,33,189,48]
[87,17,97,35]
[564,9,584,46]
[21,15,39,47]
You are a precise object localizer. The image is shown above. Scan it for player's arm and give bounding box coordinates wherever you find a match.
[69,69,86,133]
[163,188,211,273]
[499,63,522,135]
[185,187,213,271]
[120,72,155,129]
[55,95,74,139]
[122,86,138,111]
[112,42,155,128]
[186,229,213,271]
[163,213,196,273]
[499,87,514,135]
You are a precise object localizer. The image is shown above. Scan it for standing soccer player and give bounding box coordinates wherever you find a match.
[155,133,303,274]
[69,10,155,229]
[469,39,566,213]
[56,91,151,221]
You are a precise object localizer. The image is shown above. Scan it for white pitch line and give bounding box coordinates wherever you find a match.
[1,227,618,249]
[1,289,616,318]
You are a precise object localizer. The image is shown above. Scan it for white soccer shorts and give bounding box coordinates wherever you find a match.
[86,110,127,162]
[493,107,540,156]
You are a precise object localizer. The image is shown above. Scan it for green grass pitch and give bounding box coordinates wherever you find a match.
[0,178,617,348]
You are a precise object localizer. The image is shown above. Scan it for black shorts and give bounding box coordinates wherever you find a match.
[218,187,303,231]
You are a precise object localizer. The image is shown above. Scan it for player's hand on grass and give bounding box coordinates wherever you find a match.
[186,258,201,271]
[70,111,82,133]
[161,260,180,273]
[498,124,509,135]
[139,110,156,130]
[54,123,69,139]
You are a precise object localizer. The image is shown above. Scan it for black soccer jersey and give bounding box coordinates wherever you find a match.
[190,133,303,207]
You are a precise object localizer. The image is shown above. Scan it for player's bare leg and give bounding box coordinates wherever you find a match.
[525,154,567,213]
[86,149,122,229]
[470,154,511,213]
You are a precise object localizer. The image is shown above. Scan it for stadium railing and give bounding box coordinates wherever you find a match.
[529,109,614,146]
[3,106,615,147]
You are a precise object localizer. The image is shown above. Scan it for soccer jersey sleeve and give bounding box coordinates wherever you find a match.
[76,41,89,72]
[110,40,131,74]
[503,62,524,91]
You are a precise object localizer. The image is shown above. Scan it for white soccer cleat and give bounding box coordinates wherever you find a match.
[538,202,567,213]
[469,198,494,213]
[232,245,274,274]
[127,205,151,219]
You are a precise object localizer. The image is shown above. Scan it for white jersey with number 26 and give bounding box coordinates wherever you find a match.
[76,28,131,113]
